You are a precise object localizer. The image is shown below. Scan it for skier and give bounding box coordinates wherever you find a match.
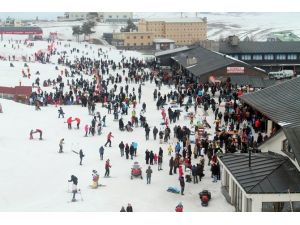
[59,138,64,153]
[104,132,113,147]
[58,107,65,118]
[104,159,111,177]
[146,166,153,184]
[79,149,85,165]
[68,175,78,202]
[99,146,104,160]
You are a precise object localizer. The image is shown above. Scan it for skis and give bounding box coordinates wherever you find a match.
[72,150,79,154]
[88,184,107,189]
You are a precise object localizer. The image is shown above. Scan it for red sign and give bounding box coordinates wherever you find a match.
[227,67,244,74]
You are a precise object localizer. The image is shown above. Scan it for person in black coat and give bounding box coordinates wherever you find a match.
[125,144,129,159]
[169,157,174,175]
[129,144,135,160]
[126,203,133,212]
[179,176,185,195]
[149,151,154,165]
[145,126,150,140]
[159,147,163,162]
[153,126,158,140]
[191,165,198,184]
[145,149,150,164]
[79,149,85,166]
[119,141,125,157]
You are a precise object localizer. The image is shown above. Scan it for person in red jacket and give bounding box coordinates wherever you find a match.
[74,117,80,129]
[104,159,111,177]
[104,132,114,147]
[175,202,183,212]
[67,117,73,129]
[254,119,260,133]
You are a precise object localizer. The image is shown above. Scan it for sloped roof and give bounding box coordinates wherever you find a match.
[239,77,300,165]
[155,46,190,57]
[171,46,249,78]
[229,75,276,88]
[219,41,300,54]
[219,153,300,194]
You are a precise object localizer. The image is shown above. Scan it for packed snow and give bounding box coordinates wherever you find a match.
[0,38,234,212]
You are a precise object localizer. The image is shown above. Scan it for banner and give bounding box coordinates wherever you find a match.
[227,67,244,74]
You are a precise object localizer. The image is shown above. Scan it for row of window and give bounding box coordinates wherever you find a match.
[126,43,152,46]
[234,54,299,61]
[127,36,151,39]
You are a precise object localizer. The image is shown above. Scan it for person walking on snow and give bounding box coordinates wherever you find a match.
[119,141,125,157]
[104,132,113,147]
[146,166,153,184]
[153,126,158,140]
[59,138,64,153]
[179,176,185,195]
[68,175,78,201]
[99,146,104,160]
[58,107,65,118]
[84,124,89,137]
[74,117,80,129]
[104,159,111,177]
[79,149,85,165]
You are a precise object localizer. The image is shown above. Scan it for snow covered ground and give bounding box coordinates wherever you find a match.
[0,39,234,212]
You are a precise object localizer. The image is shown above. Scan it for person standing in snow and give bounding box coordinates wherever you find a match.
[74,117,80,129]
[119,141,125,157]
[169,157,174,175]
[104,159,111,177]
[146,166,153,184]
[58,107,65,118]
[125,143,130,159]
[153,126,158,140]
[149,151,154,165]
[99,146,104,160]
[179,176,185,195]
[145,126,150,140]
[104,132,113,147]
[126,203,133,212]
[84,124,89,137]
[79,149,85,165]
[68,175,78,201]
[59,138,64,153]
[129,144,135,160]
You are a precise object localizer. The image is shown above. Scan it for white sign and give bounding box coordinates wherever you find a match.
[227,67,244,74]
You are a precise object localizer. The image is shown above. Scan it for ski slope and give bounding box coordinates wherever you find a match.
[0,39,234,212]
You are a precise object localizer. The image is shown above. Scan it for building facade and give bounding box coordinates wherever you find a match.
[100,12,133,23]
[111,32,153,49]
[138,17,207,46]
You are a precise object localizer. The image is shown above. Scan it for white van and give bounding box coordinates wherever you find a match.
[268,70,294,79]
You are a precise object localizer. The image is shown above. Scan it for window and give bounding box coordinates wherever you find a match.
[133,36,136,39]
[241,54,251,60]
[262,202,300,212]
[232,55,239,60]
[140,36,143,39]
[123,15,127,18]
[276,54,286,60]
[264,54,274,60]
[253,54,263,60]
[287,54,297,60]
[127,36,130,39]
[134,43,136,46]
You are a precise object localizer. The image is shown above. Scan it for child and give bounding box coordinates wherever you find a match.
[153,153,158,164]
[167,144,173,155]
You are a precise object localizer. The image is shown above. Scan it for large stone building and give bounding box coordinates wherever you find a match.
[138,17,207,46]
[111,32,154,49]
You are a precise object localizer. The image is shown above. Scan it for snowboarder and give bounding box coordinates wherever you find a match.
[79,149,85,165]
[104,132,113,147]
[99,146,104,160]
[104,159,111,177]
[146,166,153,184]
[59,138,64,153]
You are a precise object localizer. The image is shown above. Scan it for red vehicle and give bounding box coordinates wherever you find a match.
[131,162,143,180]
